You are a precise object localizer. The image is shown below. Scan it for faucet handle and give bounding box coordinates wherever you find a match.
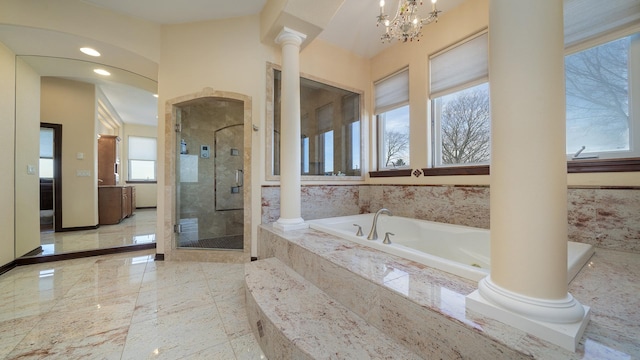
[353,224,364,236]
[383,232,394,244]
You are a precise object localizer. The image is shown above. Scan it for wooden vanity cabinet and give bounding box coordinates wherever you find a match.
[98,185,135,225]
[98,135,120,185]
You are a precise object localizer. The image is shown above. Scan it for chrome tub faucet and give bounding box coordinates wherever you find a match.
[367,208,393,240]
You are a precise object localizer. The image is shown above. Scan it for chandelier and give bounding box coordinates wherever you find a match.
[376,0,440,43]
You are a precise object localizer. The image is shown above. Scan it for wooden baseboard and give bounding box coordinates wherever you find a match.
[15,243,156,265]
[21,246,43,257]
[59,224,100,232]
[0,260,17,276]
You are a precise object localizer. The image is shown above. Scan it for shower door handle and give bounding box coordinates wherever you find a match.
[235,169,243,187]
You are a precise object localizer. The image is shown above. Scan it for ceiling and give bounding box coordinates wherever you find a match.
[0,0,465,127]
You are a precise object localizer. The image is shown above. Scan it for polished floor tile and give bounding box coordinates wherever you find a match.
[40,209,157,256]
[0,250,266,360]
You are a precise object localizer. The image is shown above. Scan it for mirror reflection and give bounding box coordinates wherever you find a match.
[16,55,158,258]
[273,69,362,177]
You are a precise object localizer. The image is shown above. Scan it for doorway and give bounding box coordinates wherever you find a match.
[39,123,62,233]
[175,98,244,250]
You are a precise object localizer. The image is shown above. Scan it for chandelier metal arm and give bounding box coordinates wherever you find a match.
[377,0,440,43]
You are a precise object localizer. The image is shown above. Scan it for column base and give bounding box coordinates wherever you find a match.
[466,277,590,352]
[274,217,309,232]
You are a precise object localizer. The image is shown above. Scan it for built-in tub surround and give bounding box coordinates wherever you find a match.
[307,213,595,283]
[261,185,640,253]
[257,225,640,358]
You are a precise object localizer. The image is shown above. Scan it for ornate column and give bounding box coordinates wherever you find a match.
[274,27,308,231]
[466,0,589,352]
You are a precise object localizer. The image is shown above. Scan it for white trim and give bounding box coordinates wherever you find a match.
[467,277,591,352]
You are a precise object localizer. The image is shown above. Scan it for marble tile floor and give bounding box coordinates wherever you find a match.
[39,209,157,256]
[0,249,266,359]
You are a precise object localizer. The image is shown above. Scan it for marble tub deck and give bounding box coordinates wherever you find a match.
[258,224,640,359]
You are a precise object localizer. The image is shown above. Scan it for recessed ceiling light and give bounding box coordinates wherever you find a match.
[153,94,159,98]
[93,68,111,76]
[80,47,101,57]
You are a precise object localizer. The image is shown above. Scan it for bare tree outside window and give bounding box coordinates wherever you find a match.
[438,83,491,165]
[383,130,409,167]
[379,105,410,169]
[565,36,630,154]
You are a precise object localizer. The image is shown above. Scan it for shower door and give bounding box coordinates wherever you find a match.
[175,98,244,250]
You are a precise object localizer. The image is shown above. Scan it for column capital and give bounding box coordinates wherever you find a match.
[275,27,307,48]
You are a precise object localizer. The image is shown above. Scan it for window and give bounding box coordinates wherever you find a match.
[128,136,157,181]
[39,128,54,178]
[564,0,640,160]
[375,68,410,169]
[272,69,362,177]
[430,31,490,167]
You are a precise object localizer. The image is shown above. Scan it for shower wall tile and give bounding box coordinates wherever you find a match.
[163,88,253,262]
[262,185,639,253]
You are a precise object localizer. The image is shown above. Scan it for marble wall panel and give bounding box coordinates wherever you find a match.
[261,185,361,223]
[262,185,640,253]
[593,189,640,253]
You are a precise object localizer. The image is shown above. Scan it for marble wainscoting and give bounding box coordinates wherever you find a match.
[567,187,640,253]
[261,185,640,253]
[261,185,362,224]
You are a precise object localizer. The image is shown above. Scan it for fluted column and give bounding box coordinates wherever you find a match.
[274,27,308,231]
[466,0,589,352]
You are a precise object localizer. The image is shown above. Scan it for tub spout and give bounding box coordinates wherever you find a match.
[367,208,393,240]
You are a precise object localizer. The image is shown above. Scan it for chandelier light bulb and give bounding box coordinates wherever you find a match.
[376,0,441,43]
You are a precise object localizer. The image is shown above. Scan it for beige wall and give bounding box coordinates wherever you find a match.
[157,15,372,256]
[14,58,41,257]
[0,42,16,267]
[41,77,99,228]
[123,123,158,208]
[158,15,275,255]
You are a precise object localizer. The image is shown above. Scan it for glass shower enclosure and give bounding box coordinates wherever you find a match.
[174,98,244,250]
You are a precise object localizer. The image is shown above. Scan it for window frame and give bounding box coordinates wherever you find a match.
[423,26,640,176]
[564,29,640,161]
[374,67,411,171]
[127,135,157,182]
[266,63,365,181]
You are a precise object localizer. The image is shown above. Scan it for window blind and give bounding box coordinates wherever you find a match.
[40,128,54,158]
[374,68,409,114]
[129,136,157,160]
[316,103,334,132]
[429,32,488,99]
[564,0,640,47]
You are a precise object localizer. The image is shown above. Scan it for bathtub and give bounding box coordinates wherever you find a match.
[307,213,594,283]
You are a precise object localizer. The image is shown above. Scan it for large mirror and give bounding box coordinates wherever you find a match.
[268,65,363,180]
[1,24,159,260]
